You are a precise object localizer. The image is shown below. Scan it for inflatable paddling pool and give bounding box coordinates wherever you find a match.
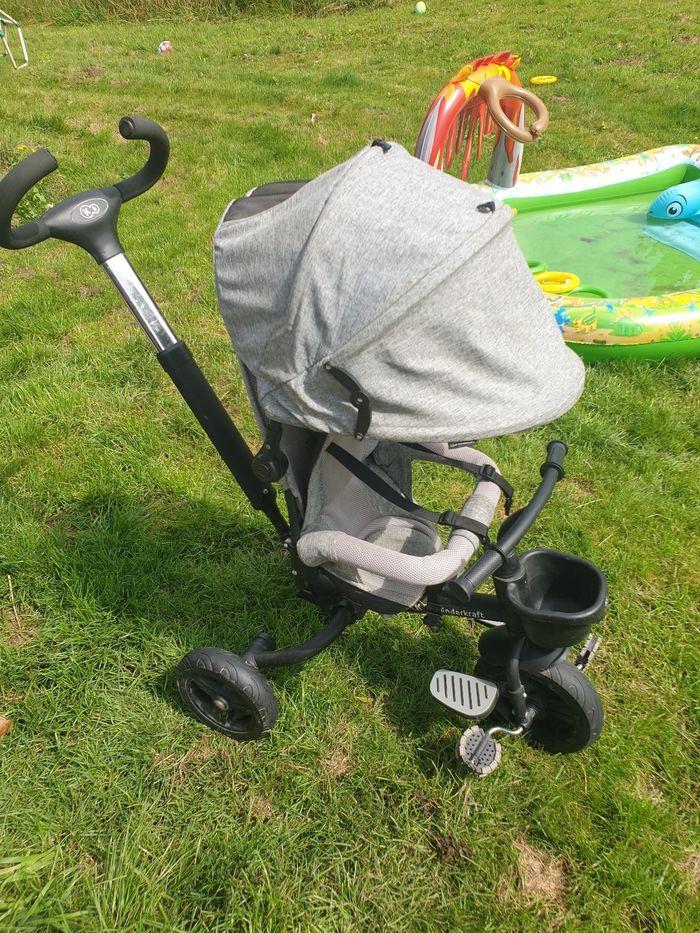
[415,53,699,361]
[494,146,700,361]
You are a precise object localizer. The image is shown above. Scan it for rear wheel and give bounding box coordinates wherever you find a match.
[475,657,603,754]
[177,647,279,741]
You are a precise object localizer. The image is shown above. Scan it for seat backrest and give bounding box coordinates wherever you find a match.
[301,435,415,538]
[297,435,442,606]
[279,424,325,511]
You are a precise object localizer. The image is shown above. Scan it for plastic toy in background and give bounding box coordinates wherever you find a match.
[534,270,580,295]
[644,178,700,263]
[416,57,700,360]
[530,75,557,86]
[504,148,700,360]
[0,8,28,69]
[157,40,173,54]
[647,178,700,224]
[414,52,548,189]
[415,1,426,13]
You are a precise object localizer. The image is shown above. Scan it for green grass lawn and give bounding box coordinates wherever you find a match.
[1,3,699,929]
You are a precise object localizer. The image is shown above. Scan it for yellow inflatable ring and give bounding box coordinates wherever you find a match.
[534,270,581,294]
[530,75,558,86]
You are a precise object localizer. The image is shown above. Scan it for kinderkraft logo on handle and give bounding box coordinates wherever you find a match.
[71,197,109,224]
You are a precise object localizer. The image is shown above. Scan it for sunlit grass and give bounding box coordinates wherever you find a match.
[1,4,699,929]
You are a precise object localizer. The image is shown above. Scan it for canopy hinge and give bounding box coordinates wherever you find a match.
[477,201,496,213]
[323,363,372,440]
[371,139,391,153]
[252,421,289,483]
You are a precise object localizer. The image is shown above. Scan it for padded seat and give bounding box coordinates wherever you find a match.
[296,436,502,608]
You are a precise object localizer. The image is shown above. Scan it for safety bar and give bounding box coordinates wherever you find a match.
[445,441,568,602]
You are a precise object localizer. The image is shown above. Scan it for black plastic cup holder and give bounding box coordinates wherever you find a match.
[495,548,607,649]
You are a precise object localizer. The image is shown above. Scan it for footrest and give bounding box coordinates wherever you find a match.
[429,670,499,719]
[457,726,502,776]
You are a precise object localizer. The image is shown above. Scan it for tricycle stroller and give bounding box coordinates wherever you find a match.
[0,117,607,775]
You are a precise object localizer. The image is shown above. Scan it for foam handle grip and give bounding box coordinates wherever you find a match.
[447,440,570,604]
[541,440,568,478]
[114,116,170,203]
[0,147,57,249]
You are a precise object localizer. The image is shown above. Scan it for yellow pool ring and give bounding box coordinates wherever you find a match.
[530,75,558,86]
[534,270,581,294]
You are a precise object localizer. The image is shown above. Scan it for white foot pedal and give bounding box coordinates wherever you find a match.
[457,726,502,776]
[430,670,499,719]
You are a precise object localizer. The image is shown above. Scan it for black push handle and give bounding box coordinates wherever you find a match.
[0,116,169,254]
[0,148,58,250]
[445,441,569,602]
[114,116,170,203]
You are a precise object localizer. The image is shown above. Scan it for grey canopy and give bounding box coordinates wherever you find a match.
[214,142,584,443]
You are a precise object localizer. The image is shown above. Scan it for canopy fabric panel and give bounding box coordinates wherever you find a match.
[214,142,583,442]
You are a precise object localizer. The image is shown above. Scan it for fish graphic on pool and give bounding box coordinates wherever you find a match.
[645,178,700,261]
[647,179,700,224]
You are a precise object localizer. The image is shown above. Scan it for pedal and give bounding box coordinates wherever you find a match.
[430,670,499,719]
[457,725,502,777]
[575,635,601,671]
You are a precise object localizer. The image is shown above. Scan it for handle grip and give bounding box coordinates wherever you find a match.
[478,77,549,144]
[541,440,568,478]
[445,440,568,602]
[115,116,170,203]
[0,148,58,250]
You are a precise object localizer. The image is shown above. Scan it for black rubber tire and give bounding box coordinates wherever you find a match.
[176,647,279,741]
[475,657,603,754]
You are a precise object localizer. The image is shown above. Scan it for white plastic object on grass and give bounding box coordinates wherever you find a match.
[0,8,29,69]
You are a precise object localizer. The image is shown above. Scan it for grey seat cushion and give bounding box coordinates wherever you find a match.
[336,515,442,606]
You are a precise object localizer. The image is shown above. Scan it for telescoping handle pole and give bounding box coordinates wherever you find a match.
[445,441,568,603]
[156,339,287,530]
[0,116,289,538]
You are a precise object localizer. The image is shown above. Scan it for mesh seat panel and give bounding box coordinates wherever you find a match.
[334,515,442,606]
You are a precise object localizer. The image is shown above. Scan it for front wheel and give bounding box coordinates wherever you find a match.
[177,647,279,741]
[475,658,603,754]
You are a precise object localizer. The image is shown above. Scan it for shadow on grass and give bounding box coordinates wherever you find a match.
[33,486,484,770]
